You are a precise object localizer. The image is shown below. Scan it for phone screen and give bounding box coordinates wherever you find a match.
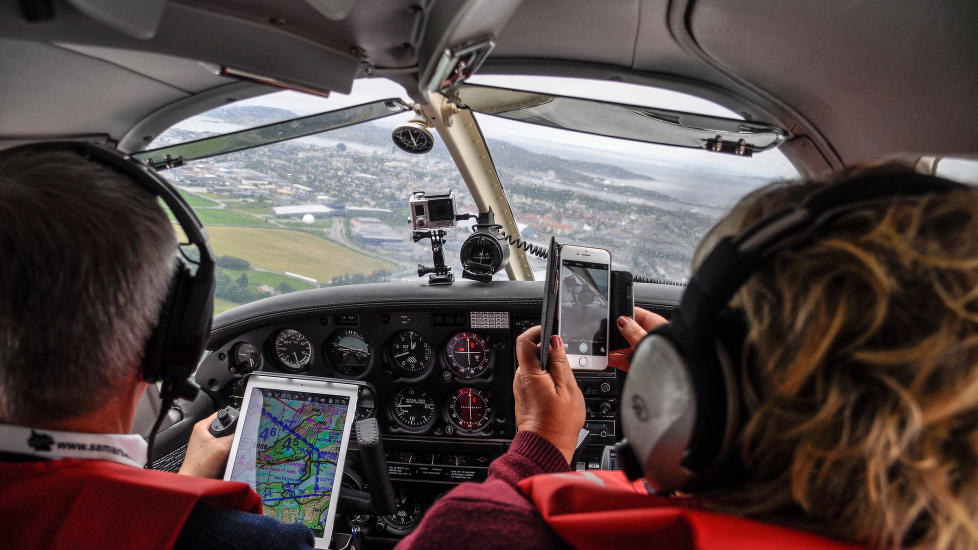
[559,258,610,361]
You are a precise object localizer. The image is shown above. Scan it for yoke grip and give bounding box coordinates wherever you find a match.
[355,418,396,515]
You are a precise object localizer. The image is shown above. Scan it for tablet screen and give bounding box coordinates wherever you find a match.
[228,386,351,539]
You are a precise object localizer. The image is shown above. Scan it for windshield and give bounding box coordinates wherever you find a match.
[156,76,799,314]
[154,80,472,314]
[469,75,799,281]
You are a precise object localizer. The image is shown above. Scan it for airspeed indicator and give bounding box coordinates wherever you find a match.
[272,329,312,372]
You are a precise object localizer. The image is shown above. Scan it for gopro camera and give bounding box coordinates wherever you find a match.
[410,191,457,230]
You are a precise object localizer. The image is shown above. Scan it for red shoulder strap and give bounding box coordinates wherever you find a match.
[518,471,862,550]
[0,459,260,550]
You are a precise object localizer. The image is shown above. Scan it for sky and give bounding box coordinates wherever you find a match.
[197,75,800,180]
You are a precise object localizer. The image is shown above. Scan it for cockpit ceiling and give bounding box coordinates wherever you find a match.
[0,0,976,166]
[175,0,421,70]
[489,0,978,164]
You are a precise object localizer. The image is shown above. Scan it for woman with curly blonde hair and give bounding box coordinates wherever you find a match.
[698,168,978,550]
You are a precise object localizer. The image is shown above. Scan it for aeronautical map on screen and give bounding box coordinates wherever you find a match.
[229,387,349,538]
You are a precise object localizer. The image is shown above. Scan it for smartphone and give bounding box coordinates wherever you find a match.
[557,245,611,370]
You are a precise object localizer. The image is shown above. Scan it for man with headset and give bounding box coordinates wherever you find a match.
[399,169,978,550]
[0,144,315,549]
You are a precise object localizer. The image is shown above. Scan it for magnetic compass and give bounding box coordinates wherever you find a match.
[391,120,434,154]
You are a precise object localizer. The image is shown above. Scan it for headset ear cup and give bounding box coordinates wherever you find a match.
[142,265,183,384]
[621,327,699,492]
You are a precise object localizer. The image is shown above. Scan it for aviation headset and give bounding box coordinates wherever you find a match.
[0,141,215,403]
[616,171,968,492]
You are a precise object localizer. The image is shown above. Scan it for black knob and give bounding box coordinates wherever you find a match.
[599,402,613,414]
[231,342,261,372]
[599,382,612,393]
[209,406,239,437]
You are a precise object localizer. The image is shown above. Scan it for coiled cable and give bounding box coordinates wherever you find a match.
[496,228,549,258]
[494,227,687,286]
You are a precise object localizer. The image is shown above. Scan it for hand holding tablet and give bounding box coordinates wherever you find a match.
[224,374,359,548]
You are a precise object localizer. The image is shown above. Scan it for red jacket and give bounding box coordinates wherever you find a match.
[0,458,260,550]
[399,432,864,550]
[519,470,863,550]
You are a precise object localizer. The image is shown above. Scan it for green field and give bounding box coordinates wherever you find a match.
[205,226,395,283]
[165,205,266,226]
[213,297,240,314]
[177,189,220,208]
[195,208,266,226]
[221,268,316,292]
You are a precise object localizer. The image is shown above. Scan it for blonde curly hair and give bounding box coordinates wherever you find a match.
[698,169,978,550]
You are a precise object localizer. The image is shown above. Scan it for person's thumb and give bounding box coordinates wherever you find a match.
[617,315,649,348]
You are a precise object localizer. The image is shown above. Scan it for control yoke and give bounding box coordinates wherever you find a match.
[337,418,396,515]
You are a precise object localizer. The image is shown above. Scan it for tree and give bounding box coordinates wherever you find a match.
[236,272,249,288]
[217,255,250,270]
[336,142,347,152]
[214,269,232,296]
[277,282,296,294]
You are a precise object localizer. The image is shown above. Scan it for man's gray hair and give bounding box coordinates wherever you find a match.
[0,149,176,423]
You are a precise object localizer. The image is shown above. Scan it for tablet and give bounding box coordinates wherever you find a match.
[224,374,359,548]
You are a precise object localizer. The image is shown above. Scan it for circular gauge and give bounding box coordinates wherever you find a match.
[391,120,434,154]
[390,386,437,433]
[390,330,433,376]
[326,329,372,376]
[272,329,312,372]
[445,332,489,378]
[230,342,262,373]
[384,491,422,534]
[459,232,508,279]
[447,387,492,433]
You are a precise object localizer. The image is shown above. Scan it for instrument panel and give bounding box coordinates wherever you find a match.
[199,311,517,442]
[188,278,689,547]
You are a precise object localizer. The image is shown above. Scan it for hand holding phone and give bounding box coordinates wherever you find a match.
[557,245,612,370]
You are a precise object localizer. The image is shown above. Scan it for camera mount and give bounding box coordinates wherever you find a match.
[413,229,454,285]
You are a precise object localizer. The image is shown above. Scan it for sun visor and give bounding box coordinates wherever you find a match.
[449,84,789,156]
